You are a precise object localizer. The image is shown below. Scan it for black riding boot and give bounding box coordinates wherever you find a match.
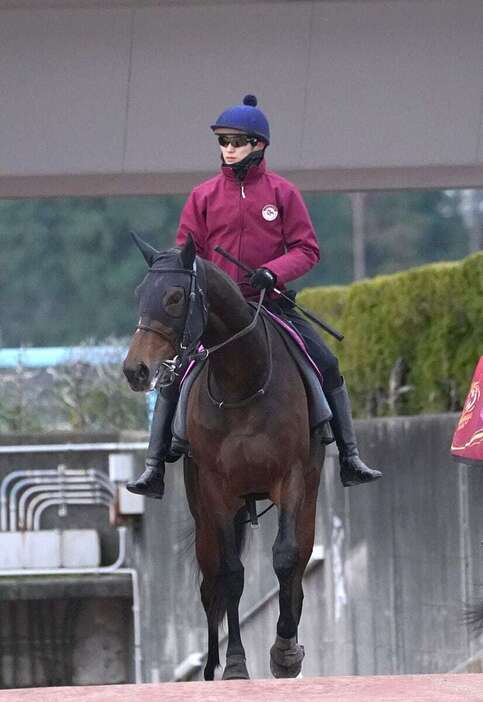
[326,381,383,487]
[126,385,180,499]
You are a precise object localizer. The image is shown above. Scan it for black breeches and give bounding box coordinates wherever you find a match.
[270,306,342,393]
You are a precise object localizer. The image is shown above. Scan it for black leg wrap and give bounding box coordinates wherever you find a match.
[326,381,383,487]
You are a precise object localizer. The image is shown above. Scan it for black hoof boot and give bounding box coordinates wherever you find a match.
[340,454,382,487]
[126,464,165,499]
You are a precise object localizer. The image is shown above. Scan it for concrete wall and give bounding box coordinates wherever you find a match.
[0,416,481,684]
[1,0,483,196]
[0,597,131,689]
[131,413,483,681]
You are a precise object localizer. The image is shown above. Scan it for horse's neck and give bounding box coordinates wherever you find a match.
[203,262,268,398]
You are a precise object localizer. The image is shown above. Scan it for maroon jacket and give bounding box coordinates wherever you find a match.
[176,160,320,298]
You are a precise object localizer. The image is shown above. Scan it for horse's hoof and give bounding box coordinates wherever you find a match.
[222,654,250,680]
[270,635,305,678]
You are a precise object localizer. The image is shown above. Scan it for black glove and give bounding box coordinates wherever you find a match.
[249,267,277,292]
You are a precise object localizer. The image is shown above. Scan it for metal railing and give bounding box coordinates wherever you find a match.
[1,465,115,532]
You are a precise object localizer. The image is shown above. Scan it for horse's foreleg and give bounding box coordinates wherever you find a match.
[293,466,321,625]
[270,511,306,678]
[273,508,300,640]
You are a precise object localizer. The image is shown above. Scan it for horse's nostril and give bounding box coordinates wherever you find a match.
[123,362,150,387]
[123,365,134,383]
[137,362,149,382]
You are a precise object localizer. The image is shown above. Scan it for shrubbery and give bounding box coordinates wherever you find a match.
[299,252,483,417]
[0,342,147,433]
[1,252,480,431]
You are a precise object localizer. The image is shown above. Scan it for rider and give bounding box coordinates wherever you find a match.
[127,94,382,499]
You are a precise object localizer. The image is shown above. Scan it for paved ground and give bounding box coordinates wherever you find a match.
[0,675,482,702]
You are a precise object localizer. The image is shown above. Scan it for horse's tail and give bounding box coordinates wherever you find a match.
[464,600,483,636]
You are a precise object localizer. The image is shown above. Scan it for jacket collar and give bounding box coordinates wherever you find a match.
[221,158,266,184]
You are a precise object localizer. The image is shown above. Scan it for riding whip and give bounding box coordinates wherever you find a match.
[214,245,344,342]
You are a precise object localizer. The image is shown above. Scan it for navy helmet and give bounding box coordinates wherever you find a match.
[211,94,270,144]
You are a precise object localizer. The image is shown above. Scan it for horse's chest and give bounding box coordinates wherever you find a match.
[218,433,278,469]
[194,430,301,495]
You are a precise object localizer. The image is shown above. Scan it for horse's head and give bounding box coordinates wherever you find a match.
[123,233,207,392]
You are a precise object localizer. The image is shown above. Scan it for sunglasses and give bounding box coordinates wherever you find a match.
[217,134,258,148]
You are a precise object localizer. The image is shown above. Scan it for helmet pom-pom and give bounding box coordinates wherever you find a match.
[243,94,258,107]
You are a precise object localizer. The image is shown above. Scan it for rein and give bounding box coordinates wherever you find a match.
[206,311,272,409]
[135,259,271,407]
[190,287,266,362]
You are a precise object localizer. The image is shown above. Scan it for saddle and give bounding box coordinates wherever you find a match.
[171,309,334,452]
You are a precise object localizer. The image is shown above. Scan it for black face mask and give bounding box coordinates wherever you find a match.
[135,248,208,354]
[135,250,190,336]
[223,147,266,182]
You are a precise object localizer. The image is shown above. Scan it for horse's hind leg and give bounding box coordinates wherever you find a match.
[200,575,221,680]
[218,515,249,680]
[196,511,249,681]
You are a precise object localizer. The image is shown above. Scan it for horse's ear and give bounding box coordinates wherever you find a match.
[180,234,197,270]
[130,230,159,266]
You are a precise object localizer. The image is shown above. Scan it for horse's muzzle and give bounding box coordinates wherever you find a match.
[123,360,153,391]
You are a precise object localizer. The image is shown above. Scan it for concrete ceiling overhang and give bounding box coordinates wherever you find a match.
[1,0,482,197]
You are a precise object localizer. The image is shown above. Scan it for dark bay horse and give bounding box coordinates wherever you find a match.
[123,234,326,680]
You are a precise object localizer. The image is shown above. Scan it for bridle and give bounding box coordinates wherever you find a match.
[134,257,269,399]
[134,258,207,383]
[136,264,204,347]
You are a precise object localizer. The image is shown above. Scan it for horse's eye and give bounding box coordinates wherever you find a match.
[169,291,183,304]
[163,287,185,317]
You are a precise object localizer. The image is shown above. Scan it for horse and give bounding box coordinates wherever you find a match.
[123,234,327,680]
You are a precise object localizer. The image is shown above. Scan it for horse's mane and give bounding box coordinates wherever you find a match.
[202,258,250,303]
[152,246,249,305]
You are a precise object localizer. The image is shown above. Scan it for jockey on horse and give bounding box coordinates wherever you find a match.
[127,94,382,499]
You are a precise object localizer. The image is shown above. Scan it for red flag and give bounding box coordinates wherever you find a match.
[451,357,483,465]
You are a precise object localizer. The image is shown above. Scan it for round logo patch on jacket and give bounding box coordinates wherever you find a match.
[262,204,278,222]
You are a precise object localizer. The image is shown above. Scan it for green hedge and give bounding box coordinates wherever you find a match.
[298,252,483,417]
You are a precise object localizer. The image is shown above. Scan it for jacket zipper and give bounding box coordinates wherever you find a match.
[238,184,245,278]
